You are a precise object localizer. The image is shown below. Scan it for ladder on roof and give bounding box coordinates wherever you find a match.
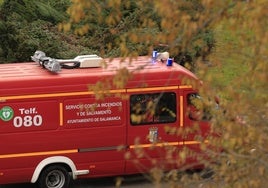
[31,51,103,73]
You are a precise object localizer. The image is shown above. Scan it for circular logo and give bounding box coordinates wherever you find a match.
[0,106,14,121]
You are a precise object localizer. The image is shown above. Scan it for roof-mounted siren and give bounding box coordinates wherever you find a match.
[31,51,103,73]
[151,50,172,65]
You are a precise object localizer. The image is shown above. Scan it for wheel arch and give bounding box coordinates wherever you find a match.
[31,156,77,183]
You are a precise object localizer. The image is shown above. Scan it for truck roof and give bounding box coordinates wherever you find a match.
[0,56,198,98]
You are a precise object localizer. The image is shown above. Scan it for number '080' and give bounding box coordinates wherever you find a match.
[13,115,42,127]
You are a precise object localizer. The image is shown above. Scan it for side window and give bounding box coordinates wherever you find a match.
[187,93,212,121]
[130,92,176,125]
[187,93,202,121]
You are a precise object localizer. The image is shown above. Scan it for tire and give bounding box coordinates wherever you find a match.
[37,165,71,188]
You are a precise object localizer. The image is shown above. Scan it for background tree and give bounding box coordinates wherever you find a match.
[60,0,215,70]
[63,0,268,187]
[0,0,214,66]
[0,0,94,63]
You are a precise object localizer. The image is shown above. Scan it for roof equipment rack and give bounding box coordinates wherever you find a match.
[31,51,103,73]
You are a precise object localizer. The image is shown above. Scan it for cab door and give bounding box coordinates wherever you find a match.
[125,90,183,174]
[183,90,211,165]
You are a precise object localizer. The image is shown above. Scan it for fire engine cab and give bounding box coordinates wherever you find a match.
[0,51,211,188]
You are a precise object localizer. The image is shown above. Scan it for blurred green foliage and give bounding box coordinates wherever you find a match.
[0,0,214,67]
[0,0,94,63]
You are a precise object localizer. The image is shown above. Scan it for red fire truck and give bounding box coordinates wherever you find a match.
[0,51,212,188]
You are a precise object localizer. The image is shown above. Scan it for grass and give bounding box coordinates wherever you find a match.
[198,24,252,101]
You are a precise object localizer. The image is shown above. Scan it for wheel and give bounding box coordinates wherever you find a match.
[37,165,71,188]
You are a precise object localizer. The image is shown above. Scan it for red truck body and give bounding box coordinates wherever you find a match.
[0,56,210,187]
